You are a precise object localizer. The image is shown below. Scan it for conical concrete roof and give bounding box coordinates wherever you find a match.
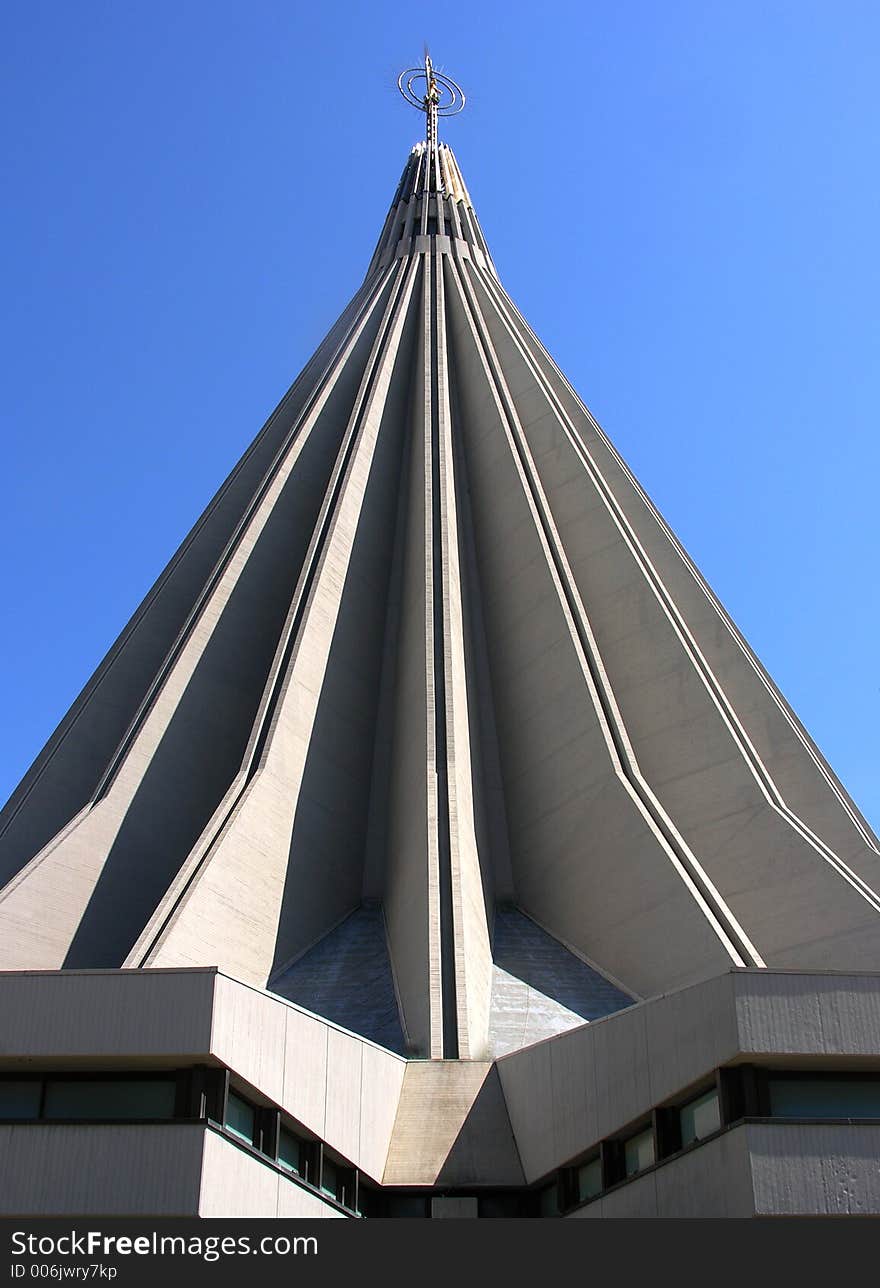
[2,136,879,1060]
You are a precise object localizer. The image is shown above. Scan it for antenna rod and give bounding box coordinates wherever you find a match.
[397,55,466,149]
[425,51,439,150]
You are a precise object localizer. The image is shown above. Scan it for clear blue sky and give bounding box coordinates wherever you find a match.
[2,1,879,833]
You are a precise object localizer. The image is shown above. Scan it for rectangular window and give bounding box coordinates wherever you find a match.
[43,1079,176,1121]
[576,1156,603,1202]
[679,1087,721,1146]
[0,1081,42,1120]
[277,1126,305,1177]
[335,1167,356,1211]
[320,1156,339,1200]
[386,1195,430,1218]
[624,1127,655,1177]
[769,1078,880,1119]
[224,1090,256,1144]
[538,1182,560,1217]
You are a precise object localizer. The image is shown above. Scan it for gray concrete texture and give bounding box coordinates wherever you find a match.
[2,139,880,1065]
[0,1123,342,1217]
[4,967,880,1211]
[0,969,405,1183]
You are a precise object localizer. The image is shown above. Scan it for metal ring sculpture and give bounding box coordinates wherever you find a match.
[397,66,466,117]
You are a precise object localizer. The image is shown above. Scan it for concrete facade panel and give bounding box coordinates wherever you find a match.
[654,1127,755,1216]
[0,968,215,1062]
[643,971,738,1105]
[734,970,880,1058]
[323,1028,364,1165]
[382,1060,494,1185]
[210,974,288,1106]
[358,1040,407,1182]
[747,1122,880,1215]
[0,1123,205,1215]
[494,1039,556,1181]
[198,1128,343,1217]
[281,1004,331,1138]
[547,1024,598,1167]
[580,1172,659,1218]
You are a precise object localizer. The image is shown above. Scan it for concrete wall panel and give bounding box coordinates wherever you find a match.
[643,971,738,1104]
[323,1028,363,1165]
[655,1126,755,1216]
[281,1004,331,1139]
[579,1172,659,1218]
[501,969,880,1188]
[734,970,880,1057]
[210,974,288,1106]
[493,1039,556,1182]
[747,1122,880,1215]
[0,1123,204,1215]
[382,1060,495,1186]
[358,1040,407,1182]
[0,968,215,1062]
[211,975,404,1180]
[199,1129,343,1217]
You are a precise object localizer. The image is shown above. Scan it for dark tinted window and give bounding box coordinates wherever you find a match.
[43,1079,176,1120]
[770,1078,880,1119]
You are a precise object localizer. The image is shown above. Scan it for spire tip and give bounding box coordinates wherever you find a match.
[397,56,465,145]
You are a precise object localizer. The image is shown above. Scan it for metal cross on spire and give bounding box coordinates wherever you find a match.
[397,52,465,147]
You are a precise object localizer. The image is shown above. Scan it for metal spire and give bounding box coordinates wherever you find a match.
[424,52,439,150]
[397,52,465,147]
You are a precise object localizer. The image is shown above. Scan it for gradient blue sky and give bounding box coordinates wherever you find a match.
[2,1,879,832]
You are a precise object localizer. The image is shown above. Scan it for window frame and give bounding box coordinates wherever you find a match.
[0,1069,189,1124]
[765,1070,880,1122]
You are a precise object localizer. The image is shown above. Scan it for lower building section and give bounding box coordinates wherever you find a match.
[0,1122,342,1218]
[564,1122,880,1218]
[1,966,880,1217]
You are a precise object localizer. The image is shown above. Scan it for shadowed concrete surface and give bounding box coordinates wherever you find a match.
[489,908,632,1057]
[270,905,407,1055]
[382,1060,523,1187]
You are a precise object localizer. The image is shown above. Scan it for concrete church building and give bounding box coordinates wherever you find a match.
[3,59,880,1218]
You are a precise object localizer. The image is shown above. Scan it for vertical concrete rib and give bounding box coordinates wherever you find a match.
[383,253,442,1058]
[428,249,460,1059]
[434,250,493,1060]
[132,259,421,986]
